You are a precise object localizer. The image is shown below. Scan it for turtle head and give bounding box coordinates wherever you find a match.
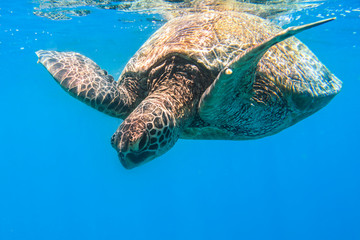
[111,102,178,169]
[111,120,154,169]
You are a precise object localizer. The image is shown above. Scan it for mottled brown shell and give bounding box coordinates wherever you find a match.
[121,11,341,104]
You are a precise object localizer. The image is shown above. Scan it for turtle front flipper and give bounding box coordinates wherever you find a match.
[36,50,133,118]
[198,18,336,124]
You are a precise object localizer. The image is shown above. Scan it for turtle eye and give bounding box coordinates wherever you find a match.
[138,132,148,151]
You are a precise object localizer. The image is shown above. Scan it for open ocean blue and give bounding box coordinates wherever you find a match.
[1,0,359,239]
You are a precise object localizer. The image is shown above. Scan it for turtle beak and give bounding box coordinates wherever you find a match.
[118,151,156,169]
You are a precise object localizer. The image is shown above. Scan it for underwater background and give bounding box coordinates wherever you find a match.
[1,0,359,239]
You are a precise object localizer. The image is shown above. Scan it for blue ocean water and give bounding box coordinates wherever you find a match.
[1,0,359,239]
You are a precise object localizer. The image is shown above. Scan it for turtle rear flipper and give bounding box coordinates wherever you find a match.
[36,50,132,118]
[198,18,338,125]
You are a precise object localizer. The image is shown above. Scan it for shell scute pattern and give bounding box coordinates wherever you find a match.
[123,11,340,104]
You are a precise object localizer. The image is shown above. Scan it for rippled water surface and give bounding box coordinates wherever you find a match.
[0,0,359,239]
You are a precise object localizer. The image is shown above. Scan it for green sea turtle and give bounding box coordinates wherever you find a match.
[36,11,342,169]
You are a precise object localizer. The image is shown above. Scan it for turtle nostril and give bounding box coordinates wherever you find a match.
[110,134,117,147]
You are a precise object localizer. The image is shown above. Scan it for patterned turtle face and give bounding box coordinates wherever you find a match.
[111,101,178,169]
